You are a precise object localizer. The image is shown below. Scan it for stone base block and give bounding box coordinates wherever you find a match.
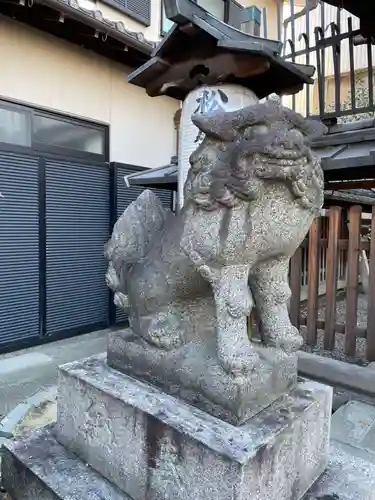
[55,354,332,500]
[1,427,130,500]
[107,328,297,424]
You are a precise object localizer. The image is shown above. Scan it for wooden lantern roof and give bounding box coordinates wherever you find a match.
[128,0,316,100]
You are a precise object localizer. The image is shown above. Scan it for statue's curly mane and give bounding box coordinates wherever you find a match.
[184,101,325,212]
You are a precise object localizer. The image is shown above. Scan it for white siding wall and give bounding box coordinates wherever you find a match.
[90,0,162,42]
[0,15,179,168]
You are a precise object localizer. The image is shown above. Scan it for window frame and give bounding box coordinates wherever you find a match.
[0,101,32,148]
[0,99,109,163]
[32,113,106,159]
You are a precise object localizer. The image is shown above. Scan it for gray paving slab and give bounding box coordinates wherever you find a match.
[0,329,108,419]
[360,420,375,452]
[331,400,375,458]
[330,401,375,446]
[0,353,52,377]
[305,441,375,499]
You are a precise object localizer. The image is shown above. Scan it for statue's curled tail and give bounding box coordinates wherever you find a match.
[104,189,168,311]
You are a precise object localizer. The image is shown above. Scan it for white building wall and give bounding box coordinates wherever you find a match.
[0,15,179,168]
[94,0,162,42]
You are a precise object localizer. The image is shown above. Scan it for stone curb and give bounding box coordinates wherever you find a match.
[0,386,57,447]
[298,351,375,397]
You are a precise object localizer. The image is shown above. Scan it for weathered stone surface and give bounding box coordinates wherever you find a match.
[107,328,297,424]
[298,350,375,396]
[55,355,332,500]
[330,401,375,459]
[105,101,326,403]
[305,441,375,500]
[1,427,130,500]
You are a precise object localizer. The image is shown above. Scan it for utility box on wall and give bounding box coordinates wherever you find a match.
[241,6,261,36]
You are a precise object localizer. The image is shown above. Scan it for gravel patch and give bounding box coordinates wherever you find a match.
[300,292,369,366]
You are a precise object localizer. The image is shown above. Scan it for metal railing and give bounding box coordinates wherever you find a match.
[263,0,375,121]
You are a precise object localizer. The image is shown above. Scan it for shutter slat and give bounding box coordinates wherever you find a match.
[46,159,110,335]
[115,165,173,323]
[127,0,150,22]
[0,152,40,349]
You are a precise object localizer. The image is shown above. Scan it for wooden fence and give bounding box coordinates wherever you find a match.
[298,213,347,301]
[289,205,375,362]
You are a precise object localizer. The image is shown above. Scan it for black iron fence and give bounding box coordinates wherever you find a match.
[261,0,375,122]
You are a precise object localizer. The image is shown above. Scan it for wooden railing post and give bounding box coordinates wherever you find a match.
[324,206,341,350]
[367,206,375,361]
[307,217,320,346]
[345,205,361,357]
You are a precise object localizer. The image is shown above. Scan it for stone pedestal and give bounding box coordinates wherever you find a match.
[107,328,298,425]
[2,352,332,500]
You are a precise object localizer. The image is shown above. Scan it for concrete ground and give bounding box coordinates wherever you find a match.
[306,399,375,499]
[330,400,375,461]
[0,330,108,420]
[2,331,375,499]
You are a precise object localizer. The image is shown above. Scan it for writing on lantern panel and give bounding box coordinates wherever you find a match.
[194,89,229,143]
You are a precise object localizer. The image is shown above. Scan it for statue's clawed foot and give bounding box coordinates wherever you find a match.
[218,339,259,377]
[213,265,259,377]
[267,325,303,353]
[139,308,186,350]
[219,293,258,375]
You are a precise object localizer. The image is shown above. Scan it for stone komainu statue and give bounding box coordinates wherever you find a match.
[105,101,326,377]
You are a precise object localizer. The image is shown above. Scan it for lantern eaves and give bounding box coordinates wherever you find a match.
[128,0,315,100]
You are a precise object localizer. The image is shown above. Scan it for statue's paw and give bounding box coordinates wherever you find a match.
[268,327,303,353]
[146,312,185,351]
[148,330,184,350]
[280,332,303,352]
[218,343,259,377]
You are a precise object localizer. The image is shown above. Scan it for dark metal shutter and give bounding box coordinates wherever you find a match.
[116,164,173,218]
[227,0,244,29]
[115,164,173,323]
[45,159,110,336]
[127,0,151,24]
[103,0,150,25]
[0,152,40,350]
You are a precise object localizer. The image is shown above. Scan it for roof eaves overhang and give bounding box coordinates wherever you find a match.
[37,0,155,55]
[0,0,155,66]
[124,163,178,188]
[312,121,375,181]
